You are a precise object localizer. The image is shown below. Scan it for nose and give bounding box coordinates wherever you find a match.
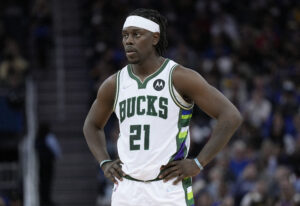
[125,34,134,45]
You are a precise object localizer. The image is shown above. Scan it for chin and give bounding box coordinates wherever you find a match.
[127,58,140,64]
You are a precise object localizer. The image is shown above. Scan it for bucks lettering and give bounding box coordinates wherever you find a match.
[119,95,168,122]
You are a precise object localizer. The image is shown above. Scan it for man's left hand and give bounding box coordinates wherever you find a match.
[159,159,201,185]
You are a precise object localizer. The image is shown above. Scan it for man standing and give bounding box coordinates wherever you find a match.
[83,8,242,206]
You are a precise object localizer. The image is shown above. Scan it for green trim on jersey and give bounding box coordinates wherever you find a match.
[169,65,194,110]
[127,59,169,89]
[113,71,121,111]
[182,177,195,206]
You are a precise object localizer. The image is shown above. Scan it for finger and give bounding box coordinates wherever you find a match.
[160,161,178,170]
[110,167,123,181]
[173,174,185,185]
[114,160,125,176]
[114,162,126,176]
[105,171,118,184]
[159,166,178,179]
[112,164,124,180]
[163,170,181,182]
[110,176,118,184]
[116,159,122,164]
[163,161,178,169]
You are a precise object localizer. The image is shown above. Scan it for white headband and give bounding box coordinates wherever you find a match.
[123,15,160,33]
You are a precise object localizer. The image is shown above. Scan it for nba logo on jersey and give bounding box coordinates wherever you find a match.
[153,79,165,91]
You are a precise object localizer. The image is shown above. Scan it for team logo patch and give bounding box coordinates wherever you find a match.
[153,79,165,91]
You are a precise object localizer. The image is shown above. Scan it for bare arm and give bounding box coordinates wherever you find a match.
[83,73,124,183]
[173,66,243,166]
[161,65,243,184]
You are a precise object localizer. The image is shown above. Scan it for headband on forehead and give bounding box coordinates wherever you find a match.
[123,15,160,33]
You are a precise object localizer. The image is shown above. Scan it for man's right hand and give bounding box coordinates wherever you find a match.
[101,159,125,184]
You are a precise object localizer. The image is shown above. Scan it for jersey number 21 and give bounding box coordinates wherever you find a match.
[130,124,150,150]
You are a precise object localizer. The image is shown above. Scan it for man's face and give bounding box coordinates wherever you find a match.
[122,27,158,64]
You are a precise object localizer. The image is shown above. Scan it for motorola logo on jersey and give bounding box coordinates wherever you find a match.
[153,79,165,91]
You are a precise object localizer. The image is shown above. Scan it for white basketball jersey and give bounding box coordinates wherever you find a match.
[114,59,193,181]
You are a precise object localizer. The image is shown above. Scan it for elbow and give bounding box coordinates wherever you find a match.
[83,119,102,137]
[232,110,243,128]
[83,122,87,137]
[221,107,243,129]
[83,119,90,137]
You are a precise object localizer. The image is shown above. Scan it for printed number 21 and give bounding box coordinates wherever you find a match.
[130,125,150,150]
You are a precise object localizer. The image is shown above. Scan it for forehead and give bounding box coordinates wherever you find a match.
[122,26,150,33]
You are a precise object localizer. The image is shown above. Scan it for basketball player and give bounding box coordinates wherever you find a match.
[83,8,242,206]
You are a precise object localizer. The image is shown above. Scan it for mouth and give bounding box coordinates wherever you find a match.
[125,47,137,54]
[125,50,138,57]
[126,51,136,55]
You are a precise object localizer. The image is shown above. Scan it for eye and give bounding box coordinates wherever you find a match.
[134,32,141,37]
[122,33,128,39]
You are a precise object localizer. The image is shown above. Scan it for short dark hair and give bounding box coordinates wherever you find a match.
[128,8,168,56]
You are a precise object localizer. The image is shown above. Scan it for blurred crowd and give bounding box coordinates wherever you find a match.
[0,0,29,137]
[84,0,300,206]
[0,0,52,205]
[0,0,29,205]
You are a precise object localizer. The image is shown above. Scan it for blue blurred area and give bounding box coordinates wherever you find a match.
[0,0,29,205]
[0,96,23,133]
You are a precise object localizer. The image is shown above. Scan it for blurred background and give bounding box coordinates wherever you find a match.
[0,0,299,206]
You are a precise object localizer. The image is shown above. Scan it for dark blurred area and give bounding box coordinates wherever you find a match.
[0,0,30,205]
[0,0,52,205]
[0,0,299,206]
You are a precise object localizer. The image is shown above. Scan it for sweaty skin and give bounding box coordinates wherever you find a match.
[83,26,242,185]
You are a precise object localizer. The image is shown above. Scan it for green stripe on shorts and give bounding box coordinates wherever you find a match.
[182,177,194,206]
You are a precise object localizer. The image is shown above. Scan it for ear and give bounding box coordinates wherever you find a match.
[152,32,160,46]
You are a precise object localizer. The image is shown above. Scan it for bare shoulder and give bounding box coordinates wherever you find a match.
[86,72,119,128]
[172,64,207,98]
[172,64,240,120]
[96,72,118,105]
[172,64,204,81]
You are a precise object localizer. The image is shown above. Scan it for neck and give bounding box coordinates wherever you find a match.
[131,55,164,79]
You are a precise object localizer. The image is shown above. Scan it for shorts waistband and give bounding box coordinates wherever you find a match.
[123,175,162,182]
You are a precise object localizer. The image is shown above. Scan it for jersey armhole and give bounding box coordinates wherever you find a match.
[169,65,194,110]
[113,71,121,111]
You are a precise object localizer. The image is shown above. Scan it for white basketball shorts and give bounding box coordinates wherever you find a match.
[111,177,195,206]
